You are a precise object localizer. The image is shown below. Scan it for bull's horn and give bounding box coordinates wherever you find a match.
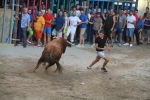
[67,41,75,46]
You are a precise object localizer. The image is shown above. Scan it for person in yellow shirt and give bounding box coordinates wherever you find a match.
[34,11,45,47]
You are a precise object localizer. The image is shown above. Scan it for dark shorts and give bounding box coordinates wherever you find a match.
[92,29,98,35]
[114,26,123,34]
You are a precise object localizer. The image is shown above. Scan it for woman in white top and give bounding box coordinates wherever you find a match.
[63,11,69,39]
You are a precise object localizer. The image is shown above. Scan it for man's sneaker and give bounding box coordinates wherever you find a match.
[91,44,95,48]
[87,66,92,69]
[129,44,133,47]
[37,44,41,48]
[118,44,121,47]
[76,44,81,47]
[124,43,129,46]
[101,68,107,72]
[27,40,31,43]
[81,45,84,47]
[140,42,143,45]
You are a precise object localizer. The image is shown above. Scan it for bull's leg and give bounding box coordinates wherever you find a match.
[43,62,46,66]
[55,61,62,73]
[45,64,51,71]
[33,58,43,72]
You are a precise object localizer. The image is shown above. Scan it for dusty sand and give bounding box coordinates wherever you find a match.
[0,44,150,100]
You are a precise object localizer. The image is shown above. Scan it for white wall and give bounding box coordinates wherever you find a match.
[138,0,149,16]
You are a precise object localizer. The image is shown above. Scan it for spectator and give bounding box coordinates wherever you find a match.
[143,7,149,18]
[76,4,81,17]
[135,16,144,45]
[89,13,103,47]
[55,11,65,38]
[43,9,53,46]
[34,11,45,47]
[112,10,126,47]
[104,9,116,40]
[140,14,150,45]
[124,11,136,47]
[76,9,88,47]
[34,6,39,16]
[63,11,69,39]
[66,11,81,43]
[27,9,33,44]
[21,8,30,48]
[89,3,92,10]
[41,4,46,15]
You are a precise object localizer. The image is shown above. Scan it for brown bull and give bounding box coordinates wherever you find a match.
[33,38,73,72]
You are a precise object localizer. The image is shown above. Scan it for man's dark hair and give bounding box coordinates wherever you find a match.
[98,30,104,34]
[72,6,76,9]
[146,7,149,10]
[76,4,79,6]
[80,9,84,12]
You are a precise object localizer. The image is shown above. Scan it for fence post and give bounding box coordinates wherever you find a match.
[57,0,60,15]
[9,0,15,44]
[2,0,7,43]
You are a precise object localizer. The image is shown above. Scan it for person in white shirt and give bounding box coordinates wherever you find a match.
[76,4,81,17]
[124,11,136,47]
[66,11,81,43]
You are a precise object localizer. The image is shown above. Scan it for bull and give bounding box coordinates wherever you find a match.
[33,38,73,72]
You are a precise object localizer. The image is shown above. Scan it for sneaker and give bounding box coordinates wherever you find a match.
[27,40,31,43]
[38,44,41,48]
[140,42,143,45]
[91,44,95,48]
[101,68,107,72]
[87,66,92,69]
[124,43,129,46]
[76,44,81,47]
[129,44,133,47]
[118,44,121,47]
[81,45,84,47]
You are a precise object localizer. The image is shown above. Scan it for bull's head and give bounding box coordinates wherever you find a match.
[61,39,75,53]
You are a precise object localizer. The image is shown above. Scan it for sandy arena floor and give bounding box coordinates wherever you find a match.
[0,43,150,100]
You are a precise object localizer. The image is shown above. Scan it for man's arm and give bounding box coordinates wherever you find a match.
[111,16,116,31]
[105,40,110,52]
[59,18,65,31]
[100,22,103,30]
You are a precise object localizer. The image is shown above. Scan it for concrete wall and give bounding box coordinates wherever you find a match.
[0,8,11,43]
[138,0,150,17]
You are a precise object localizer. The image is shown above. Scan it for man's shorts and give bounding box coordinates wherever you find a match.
[114,26,123,34]
[97,51,105,58]
[63,28,67,34]
[126,28,134,37]
[92,29,98,35]
[34,30,42,38]
[80,28,86,35]
[141,29,150,37]
[43,27,51,34]
[56,31,62,37]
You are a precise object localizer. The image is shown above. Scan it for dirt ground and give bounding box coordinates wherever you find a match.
[0,43,150,100]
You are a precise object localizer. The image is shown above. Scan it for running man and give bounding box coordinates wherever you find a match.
[87,30,110,72]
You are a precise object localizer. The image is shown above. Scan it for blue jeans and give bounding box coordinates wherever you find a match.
[21,27,27,47]
[126,28,134,37]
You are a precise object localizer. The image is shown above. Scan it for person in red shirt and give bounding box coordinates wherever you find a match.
[43,9,53,46]
[134,10,139,26]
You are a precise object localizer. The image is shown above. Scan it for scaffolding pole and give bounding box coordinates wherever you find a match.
[9,0,15,44]
[2,0,7,43]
